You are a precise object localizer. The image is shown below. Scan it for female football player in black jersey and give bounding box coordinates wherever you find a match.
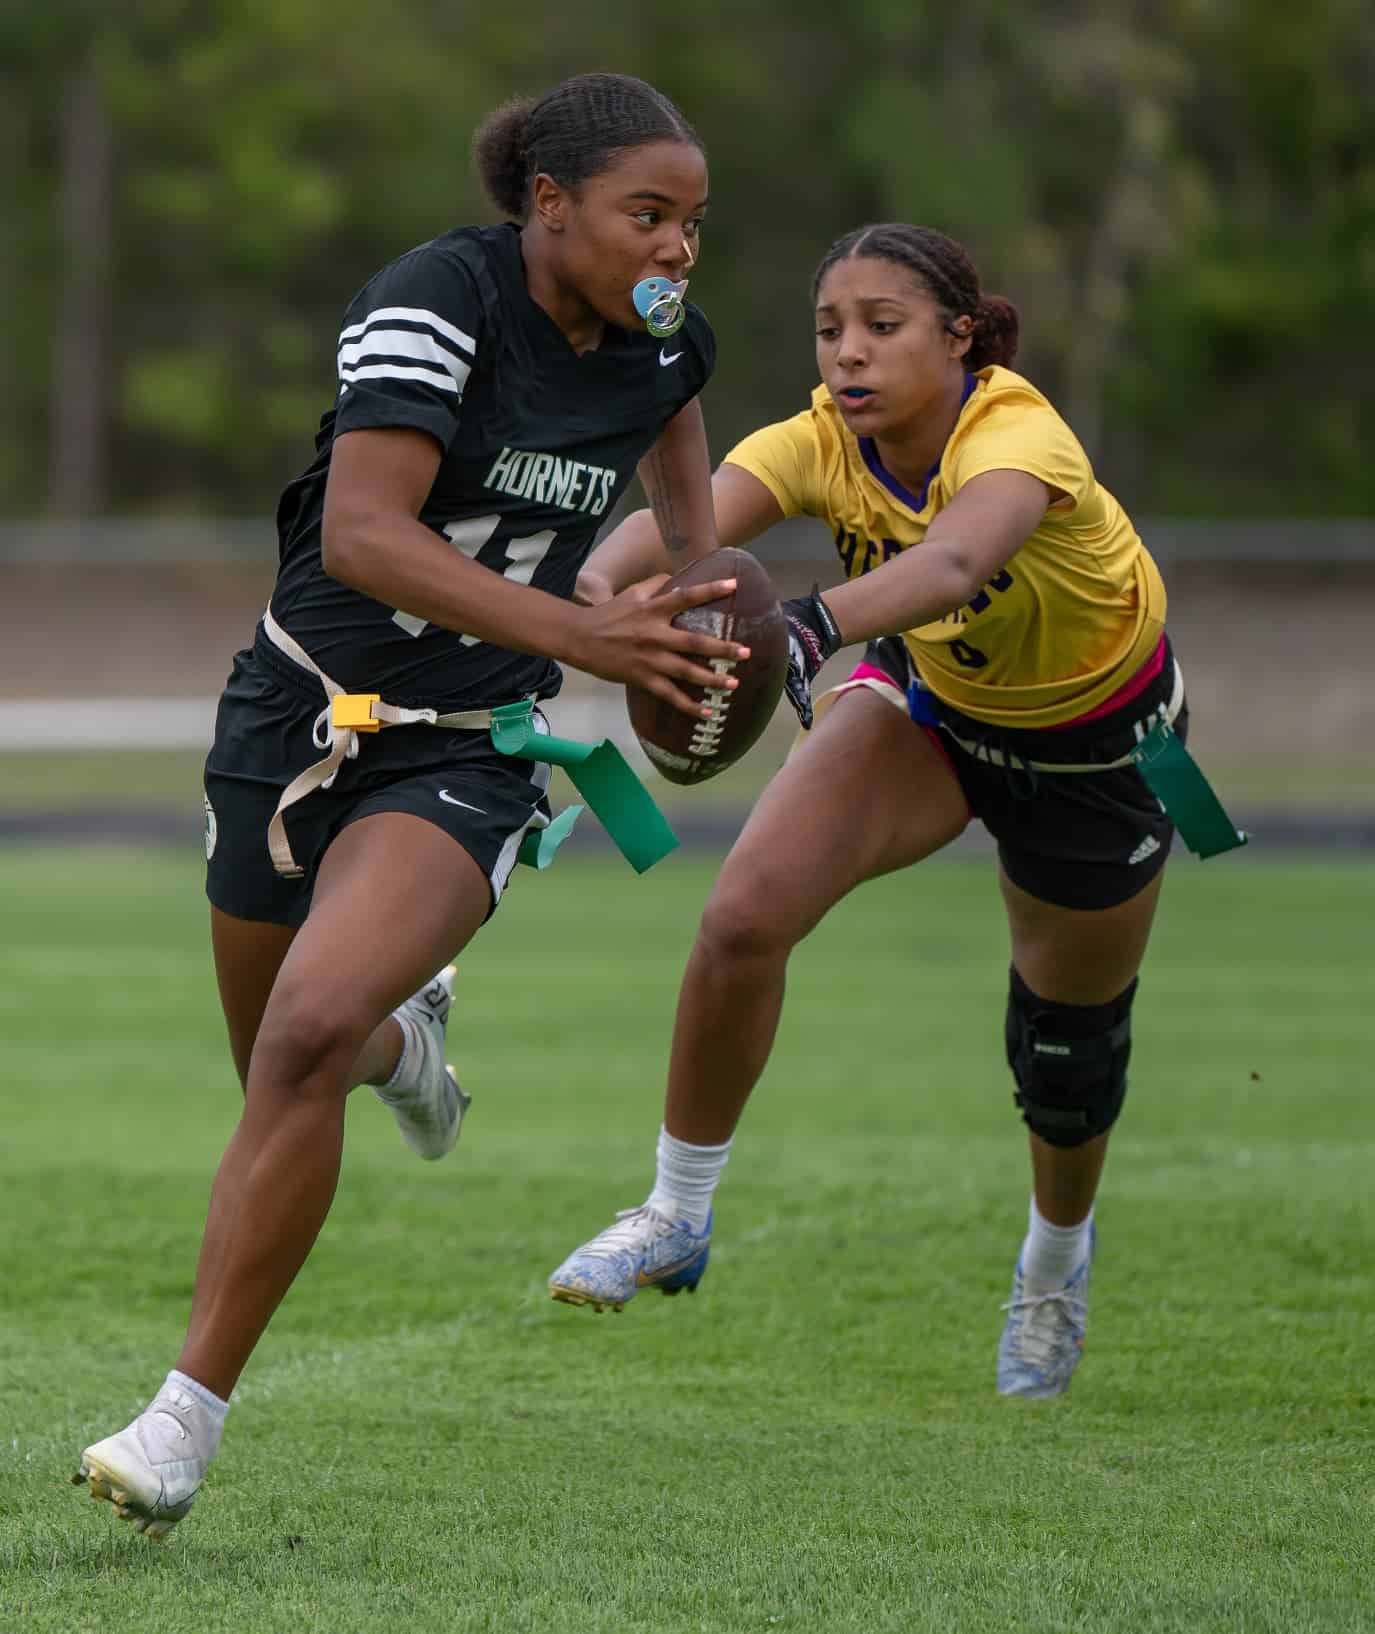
[74,72,749,1538]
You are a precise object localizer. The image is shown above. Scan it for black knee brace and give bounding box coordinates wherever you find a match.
[1005,967,1136,1147]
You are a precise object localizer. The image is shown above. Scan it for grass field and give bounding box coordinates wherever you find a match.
[0,846,1370,1633]
[5,741,1375,817]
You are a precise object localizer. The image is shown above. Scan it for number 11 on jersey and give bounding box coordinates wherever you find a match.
[391,514,558,643]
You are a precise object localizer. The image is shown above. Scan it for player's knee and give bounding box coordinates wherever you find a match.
[697,871,796,965]
[1005,966,1136,1147]
[250,982,367,1096]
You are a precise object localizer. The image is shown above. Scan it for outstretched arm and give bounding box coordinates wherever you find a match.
[819,469,1055,643]
[780,470,1056,727]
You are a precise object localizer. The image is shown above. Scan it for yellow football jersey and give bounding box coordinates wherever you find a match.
[724,365,1166,728]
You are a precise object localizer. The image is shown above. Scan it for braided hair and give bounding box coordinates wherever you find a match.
[473,73,703,221]
[812,224,1020,369]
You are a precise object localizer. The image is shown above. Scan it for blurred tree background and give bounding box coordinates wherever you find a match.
[4,0,1373,519]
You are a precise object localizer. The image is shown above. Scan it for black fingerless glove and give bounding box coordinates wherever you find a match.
[782,587,843,729]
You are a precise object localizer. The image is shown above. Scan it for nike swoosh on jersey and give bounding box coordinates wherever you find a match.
[658,349,684,366]
[438,790,486,813]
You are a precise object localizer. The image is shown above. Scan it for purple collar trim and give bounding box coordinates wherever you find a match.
[858,372,978,513]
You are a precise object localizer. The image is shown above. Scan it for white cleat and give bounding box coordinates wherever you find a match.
[549,1206,712,1312]
[373,965,470,1161]
[72,1382,220,1540]
[997,1225,1095,1399]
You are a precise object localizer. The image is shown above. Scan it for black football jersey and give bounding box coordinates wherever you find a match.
[269,223,715,710]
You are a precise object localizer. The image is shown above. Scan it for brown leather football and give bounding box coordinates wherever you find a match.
[626,547,789,785]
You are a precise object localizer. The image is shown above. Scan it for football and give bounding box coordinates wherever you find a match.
[626,547,789,785]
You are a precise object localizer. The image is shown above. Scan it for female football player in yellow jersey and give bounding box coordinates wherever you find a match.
[550,222,1191,1399]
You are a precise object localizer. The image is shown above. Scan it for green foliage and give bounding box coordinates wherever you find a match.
[6,0,1374,514]
[1,849,1372,1631]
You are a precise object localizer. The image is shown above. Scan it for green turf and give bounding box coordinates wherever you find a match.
[0,848,1370,1633]
[3,741,1375,816]
[0,742,786,819]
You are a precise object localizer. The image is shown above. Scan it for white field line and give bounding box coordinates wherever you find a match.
[0,694,658,773]
[0,697,220,751]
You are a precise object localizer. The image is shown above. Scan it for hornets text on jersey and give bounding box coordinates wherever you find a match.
[268,223,715,711]
[724,366,1166,729]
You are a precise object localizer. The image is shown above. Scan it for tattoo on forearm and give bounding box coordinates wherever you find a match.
[644,448,690,556]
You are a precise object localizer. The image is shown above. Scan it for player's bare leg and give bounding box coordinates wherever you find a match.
[75,814,491,1534]
[180,814,490,1397]
[996,867,1166,1397]
[184,908,453,1358]
[549,687,970,1310]
[665,692,969,1143]
[211,912,405,1092]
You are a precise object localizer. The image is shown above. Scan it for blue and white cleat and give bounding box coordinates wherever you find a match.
[548,1205,711,1313]
[997,1226,1094,1399]
[72,1381,221,1540]
[374,965,470,1161]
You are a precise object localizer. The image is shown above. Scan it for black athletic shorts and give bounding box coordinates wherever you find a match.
[856,636,1188,911]
[203,629,553,928]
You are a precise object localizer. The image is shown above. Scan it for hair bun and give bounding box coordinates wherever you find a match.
[969,295,1020,369]
[472,97,537,220]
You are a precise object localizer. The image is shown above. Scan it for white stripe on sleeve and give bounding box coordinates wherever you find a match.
[337,361,463,394]
[337,327,473,392]
[338,305,477,359]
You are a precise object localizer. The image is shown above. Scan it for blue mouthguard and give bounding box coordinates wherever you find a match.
[632,275,689,338]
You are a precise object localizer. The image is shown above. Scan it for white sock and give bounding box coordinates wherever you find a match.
[646,1126,731,1233]
[1020,1198,1092,1291]
[380,1011,422,1093]
[165,1370,230,1433]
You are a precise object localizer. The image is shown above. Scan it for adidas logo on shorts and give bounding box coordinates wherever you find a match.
[1127,834,1161,865]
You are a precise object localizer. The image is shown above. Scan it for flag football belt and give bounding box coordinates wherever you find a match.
[259,609,678,879]
[910,660,1247,860]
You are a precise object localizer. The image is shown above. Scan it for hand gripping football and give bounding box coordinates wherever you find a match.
[626,548,789,785]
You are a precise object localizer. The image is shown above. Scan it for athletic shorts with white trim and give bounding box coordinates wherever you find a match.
[846,637,1189,910]
[204,634,551,928]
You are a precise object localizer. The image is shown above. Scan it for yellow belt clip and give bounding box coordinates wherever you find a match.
[331,693,382,733]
